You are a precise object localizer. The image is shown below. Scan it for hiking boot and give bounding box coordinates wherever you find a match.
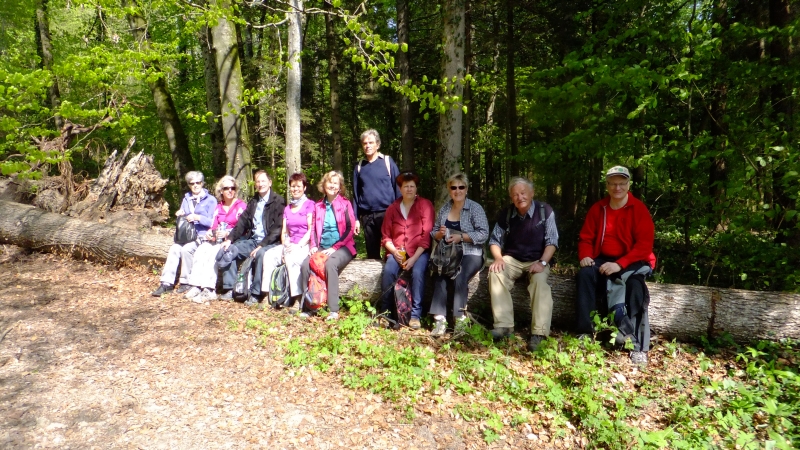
[151,284,173,297]
[408,318,421,330]
[527,335,545,353]
[326,312,339,321]
[431,319,447,337]
[244,295,260,307]
[184,286,201,299]
[630,351,648,367]
[374,316,391,329]
[490,327,514,341]
[218,290,233,301]
[193,288,217,303]
[175,284,192,294]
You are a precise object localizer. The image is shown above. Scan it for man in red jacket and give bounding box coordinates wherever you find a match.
[576,166,656,366]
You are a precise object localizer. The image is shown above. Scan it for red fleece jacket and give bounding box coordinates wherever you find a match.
[578,192,657,269]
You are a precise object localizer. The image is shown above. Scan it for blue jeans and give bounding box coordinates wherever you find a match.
[380,252,430,320]
[429,254,484,320]
[221,237,275,296]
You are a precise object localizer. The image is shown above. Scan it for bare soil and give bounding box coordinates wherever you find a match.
[0,248,527,449]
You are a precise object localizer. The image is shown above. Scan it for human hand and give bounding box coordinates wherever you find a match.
[529,261,545,274]
[579,257,595,268]
[249,246,261,258]
[221,240,231,250]
[310,247,318,254]
[392,251,405,265]
[175,210,185,217]
[435,226,446,241]
[355,220,361,235]
[598,262,622,276]
[321,248,335,256]
[402,254,418,270]
[489,259,505,273]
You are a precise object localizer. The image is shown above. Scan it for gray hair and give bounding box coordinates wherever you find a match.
[508,177,534,193]
[446,172,469,189]
[360,129,381,146]
[213,175,238,200]
[185,171,204,184]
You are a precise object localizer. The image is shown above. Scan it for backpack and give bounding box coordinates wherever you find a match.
[357,154,392,176]
[430,240,464,279]
[268,263,290,308]
[301,273,327,311]
[233,256,253,302]
[309,252,329,281]
[393,271,413,326]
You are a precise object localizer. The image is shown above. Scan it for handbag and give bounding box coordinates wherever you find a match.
[174,197,198,245]
[430,239,463,279]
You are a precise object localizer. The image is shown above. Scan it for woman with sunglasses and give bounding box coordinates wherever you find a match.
[152,171,218,296]
[260,172,314,304]
[183,175,247,303]
[378,170,434,329]
[428,173,489,336]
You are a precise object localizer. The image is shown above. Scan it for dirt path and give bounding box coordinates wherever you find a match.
[0,250,534,449]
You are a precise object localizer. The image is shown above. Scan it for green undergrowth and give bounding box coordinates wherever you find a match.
[235,294,799,449]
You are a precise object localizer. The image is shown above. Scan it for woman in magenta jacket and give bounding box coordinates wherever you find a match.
[299,171,356,320]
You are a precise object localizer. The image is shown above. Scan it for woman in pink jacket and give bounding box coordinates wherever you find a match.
[298,171,356,320]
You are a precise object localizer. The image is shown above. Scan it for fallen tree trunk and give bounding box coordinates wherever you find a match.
[2,199,799,342]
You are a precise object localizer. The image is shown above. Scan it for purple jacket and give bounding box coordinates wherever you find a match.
[312,194,356,256]
[179,189,218,238]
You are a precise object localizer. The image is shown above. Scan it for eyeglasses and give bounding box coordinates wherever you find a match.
[607,182,629,188]
[189,181,203,186]
[450,185,466,191]
[221,186,236,191]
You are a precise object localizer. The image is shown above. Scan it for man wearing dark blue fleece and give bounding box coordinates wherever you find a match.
[352,129,401,259]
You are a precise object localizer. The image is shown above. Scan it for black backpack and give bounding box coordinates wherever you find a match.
[430,240,464,279]
[268,264,291,308]
[233,256,253,302]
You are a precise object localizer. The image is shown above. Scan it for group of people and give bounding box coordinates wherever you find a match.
[152,128,656,365]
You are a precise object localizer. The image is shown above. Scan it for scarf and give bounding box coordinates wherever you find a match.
[290,194,308,206]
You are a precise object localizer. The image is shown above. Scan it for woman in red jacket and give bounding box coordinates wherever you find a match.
[378,171,434,329]
[298,171,357,320]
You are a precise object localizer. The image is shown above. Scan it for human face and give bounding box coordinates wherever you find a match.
[221,181,237,203]
[289,180,306,200]
[324,176,341,199]
[510,183,534,214]
[255,173,271,196]
[448,181,467,202]
[606,175,630,200]
[361,135,380,158]
[188,179,204,195]
[400,180,417,201]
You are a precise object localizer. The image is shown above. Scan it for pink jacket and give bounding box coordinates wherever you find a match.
[211,199,247,230]
[311,194,357,256]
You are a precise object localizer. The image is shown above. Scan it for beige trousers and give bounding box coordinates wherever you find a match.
[489,255,553,336]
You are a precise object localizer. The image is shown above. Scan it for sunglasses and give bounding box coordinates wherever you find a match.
[222,186,236,191]
[189,181,203,186]
[450,185,466,191]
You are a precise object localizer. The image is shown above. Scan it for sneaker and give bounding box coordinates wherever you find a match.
[630,351,648,366]
[408,318,421,330]
[175,284,192,294]
[298,312,311,319]
[244,295,260,307]
[431,319,446,337]
[490,327,513,341]
[151,284,173,297]
[193,288,217,303]
[326,312,339,321]
[527,334,545,353]
[184,286,201,299]
[219,290,233,301]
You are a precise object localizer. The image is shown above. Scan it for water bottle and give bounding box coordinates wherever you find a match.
[216,222,228,244]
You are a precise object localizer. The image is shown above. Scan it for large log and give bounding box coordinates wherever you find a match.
[2,199,799,342]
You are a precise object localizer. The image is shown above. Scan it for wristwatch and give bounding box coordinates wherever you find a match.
[538,260,548,266]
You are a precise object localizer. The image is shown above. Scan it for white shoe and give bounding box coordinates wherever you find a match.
[192,289,217,303]
[184,286,201,299]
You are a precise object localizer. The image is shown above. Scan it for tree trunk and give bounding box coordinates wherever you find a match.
[462,0,473,192]
[436,0,466,207]
[212,0,253,193]
[324,1,343,173]
[34,0,62,130]
[3,214,799,343]
[200,25,226,178]
[124,0,195,183]
[396,0,414,171]
[505,0,518,178]
[285,0,304,180]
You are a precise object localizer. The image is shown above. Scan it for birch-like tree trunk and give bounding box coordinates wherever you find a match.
[212,0,253,193]
[285,0,304,180]
[436,0,466,207]
[124,0,195,183]
[200,25,226,178]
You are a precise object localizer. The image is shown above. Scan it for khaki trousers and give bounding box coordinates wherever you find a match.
[489,255,553,336]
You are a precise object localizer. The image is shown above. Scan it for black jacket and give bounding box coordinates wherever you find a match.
[228,191,286,247]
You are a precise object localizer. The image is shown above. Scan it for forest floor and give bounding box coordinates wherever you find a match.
[0,247,502,449]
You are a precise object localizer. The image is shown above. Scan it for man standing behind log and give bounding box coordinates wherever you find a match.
[488,177,559,353]
[576,166,656,366]
[219,170,285,306]
[352,129,400,259]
